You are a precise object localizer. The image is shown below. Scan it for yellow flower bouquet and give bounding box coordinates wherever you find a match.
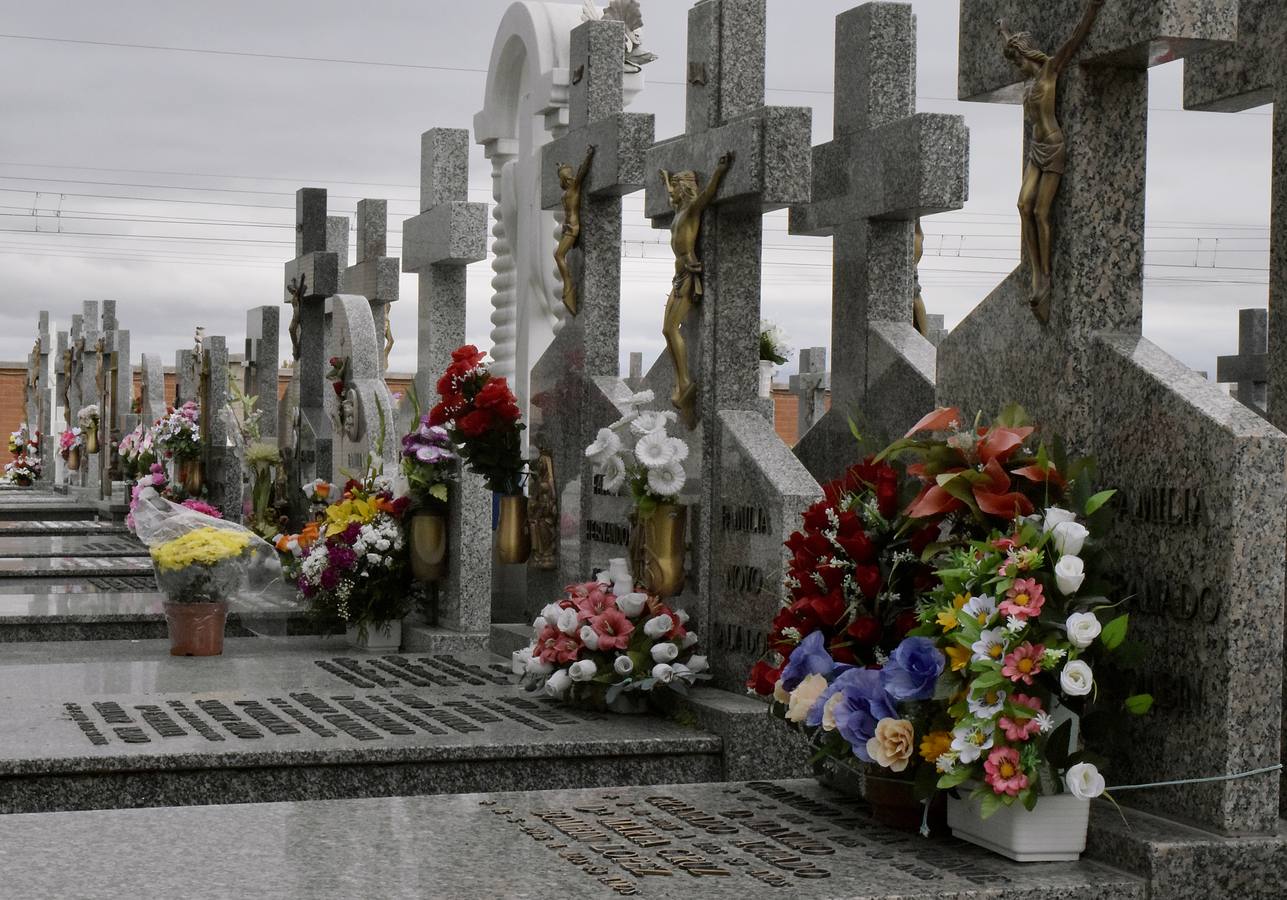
[150,526,254,604]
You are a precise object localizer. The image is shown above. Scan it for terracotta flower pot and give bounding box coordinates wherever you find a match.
[163,600,229,657]
[409,511,447,582]
[497,494,531,565]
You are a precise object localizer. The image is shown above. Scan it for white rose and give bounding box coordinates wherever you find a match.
[1051,520,1089,556]
[613,655,634,676]
[1043,507,1077,532]
[540,603,563,622]
[544,668,572,698]
[569,659,597,682]
[674,609,690,625]
[579,625,600,651]
[511,647,533,675]
[1060,660,1094,696]
[1064,762,1106,800]
[671,662,694,683]
[526,657,554,677]
[1055,555,1086,595]
[681,632,699,650]
[685,655,709,674]
[557,607,580,636]
[1065,612,1102,649]
[616,593,647,617]
[643,614,674,638]
[651,663,675,683]
[650,642,679,663]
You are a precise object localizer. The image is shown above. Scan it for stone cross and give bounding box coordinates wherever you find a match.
[76,302,103,491]
[521,17,655,615]
[1185,0,1284,429]
[402,127,492,637]
[282,188,341,489]
[199,335,238,520]
[244,306,280,440]
[627,351,643,388]
[344,200,400,376]
[139,354,166,425]
[945,0,1284,836]
[34,311,53,482]
[174,348,199,406]
[55,330,69,436]
[640,0,819,687]
[789,2,967,478]
[1216,308,1268,415]
[788,346,829,442]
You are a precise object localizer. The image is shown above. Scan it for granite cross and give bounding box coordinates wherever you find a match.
[944,1,1287,836]
[199,335,238,520]
[283,188,341,490]
[788,346,829,443]
[788,1,967,480]
[1185,0,1284,429]
[523,16,655,608]
[139,353,166,425]
[641,0,820,688]
[402,127,493,637]
[1216,307,1268,415]
[344,199,400,376]
[244,306,280,440]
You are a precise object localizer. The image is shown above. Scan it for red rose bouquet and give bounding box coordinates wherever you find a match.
[430,345,525,495]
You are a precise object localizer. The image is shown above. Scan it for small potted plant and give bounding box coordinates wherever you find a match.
[758,319,792,399]
[514,560,709,713]
[400,415,457,582]
[585,390,692,598]
[146,515,253,657]
[77,404,101,455]
[429,345,527,564]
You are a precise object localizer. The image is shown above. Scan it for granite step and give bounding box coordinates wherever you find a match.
[0,779,1146,899]
[0,592,331,643]
[0,519,128,536]
[0,555,155,579]
[0,639,728,814]
[0,535,146,558]
[0,574,158,595]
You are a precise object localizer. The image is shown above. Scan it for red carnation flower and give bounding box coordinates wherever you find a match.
[847,615,881,646]
[853,563,882,600]
[457,409,495,438]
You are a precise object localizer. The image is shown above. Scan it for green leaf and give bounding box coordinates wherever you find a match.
[429,483,449,503]
[1084,489,1117,517]
[937,767,971,790]
[971,670,1004,691]
[978,791,1004,820]
[1101,614,1129,650]
[1019,787,1038,812]
[1125,693,1154,715]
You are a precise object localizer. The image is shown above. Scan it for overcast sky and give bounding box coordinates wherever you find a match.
[0,0,1273,384]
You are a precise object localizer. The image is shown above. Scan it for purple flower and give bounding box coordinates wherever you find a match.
[830,668,899,762]
[415,444,451,464]
[298,577,316,598]
[327,544,357,571]
[880,637,946,702]
[780,630,834,692]
[319,567,340,591]
[342,522,362,544]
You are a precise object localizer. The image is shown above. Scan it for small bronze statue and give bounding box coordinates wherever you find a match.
[383,311,394,372]
[912,218,928,336]
[286,274,306,361]
[660,151,733,427]
[999,0,1105,322]
[528,447,558,571]
[554,145,596,317]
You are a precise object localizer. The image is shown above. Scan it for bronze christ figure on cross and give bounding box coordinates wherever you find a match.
[1000,0,1104,322]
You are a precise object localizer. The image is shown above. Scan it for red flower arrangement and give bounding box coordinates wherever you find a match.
[430,345,525,494]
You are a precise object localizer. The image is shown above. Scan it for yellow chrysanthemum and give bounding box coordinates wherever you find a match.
[150,527,252,572]
[919,731,953,763]
[945,645,972,672]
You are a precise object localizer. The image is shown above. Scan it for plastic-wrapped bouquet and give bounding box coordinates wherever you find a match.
[514,560,709,712]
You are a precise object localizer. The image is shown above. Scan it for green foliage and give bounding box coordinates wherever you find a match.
[1101,614,1129,650]
[1125,693,1154,715]
[1084,489,1117,518]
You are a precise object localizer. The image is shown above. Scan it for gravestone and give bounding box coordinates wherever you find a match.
[627,351,644,389]
[789,346,829,442]
[74,303,103,493]
[138,354,165,426]
[525,16,655,615]
[944,0,1284,838]
[199,336,239,520]
[103,301,133,441]
[323,296,398,484]
[281,188,341,497]
[789,1,968,481]
[1216,308,1268,415]
[244,306,280,440]
[344,199,400,377]
[1184,0,1284,430]
[174,349,199,406]
[403,127,493,637]
[640,0,820,688]
[27,312,53,483]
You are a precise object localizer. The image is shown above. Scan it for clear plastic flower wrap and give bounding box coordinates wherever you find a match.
[132,487,303,632]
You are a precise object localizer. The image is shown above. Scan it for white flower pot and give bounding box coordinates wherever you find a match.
[757,359,774,398]
[345,620,402,652]
[946,791,1089,862]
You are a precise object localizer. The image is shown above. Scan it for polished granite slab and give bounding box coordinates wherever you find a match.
[0,519,127,536]
[0,534,144,557]
[0,779,1144,899]
[0,640,725,812]
[0,574,156,594]
[0,554,154,578]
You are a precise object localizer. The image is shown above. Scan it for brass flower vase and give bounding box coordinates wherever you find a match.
[178,458,204,496]
[497,494,531,565]
[84,425,99,455]
[642,503,686,599]
[66,446,81,472]
[409,511,448,583]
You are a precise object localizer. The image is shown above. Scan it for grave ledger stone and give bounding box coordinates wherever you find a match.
[788,1,968,482]
[943,0,1283,836]
[640,0,821,688]
[403,127,492,637]
[527,16,655,609]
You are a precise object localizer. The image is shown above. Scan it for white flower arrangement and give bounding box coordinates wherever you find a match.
[584,390,690,515]
[76,404,100,429]
[759,319,792,365]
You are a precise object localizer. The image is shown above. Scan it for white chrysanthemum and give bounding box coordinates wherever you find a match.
[636,429,678,468]
[666,436,690,464]
[600,454,627,492]
[585,427,622,463]
[626,389,655,407]
[647,461,686,497]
